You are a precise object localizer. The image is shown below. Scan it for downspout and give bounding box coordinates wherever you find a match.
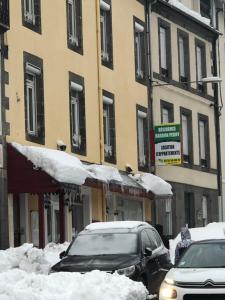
[145,0,157,225]
[95,0,104,165]
[213,8,223,221]
[95,0,106,221]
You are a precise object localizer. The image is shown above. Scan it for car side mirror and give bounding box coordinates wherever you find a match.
[59,251,66,259]
[144,247,152,257]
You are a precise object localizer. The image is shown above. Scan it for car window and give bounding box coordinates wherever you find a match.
[145,229,158,250]
[141,230,153,252]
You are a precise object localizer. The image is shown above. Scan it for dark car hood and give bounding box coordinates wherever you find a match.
[51,254,140,272]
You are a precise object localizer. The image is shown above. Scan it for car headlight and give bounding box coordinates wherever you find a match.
[116,265,135,277]
[159,280,177,299]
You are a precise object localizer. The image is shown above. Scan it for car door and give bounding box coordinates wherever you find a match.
[140,229,160,293]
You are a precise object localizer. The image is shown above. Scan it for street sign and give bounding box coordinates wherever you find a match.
[154,123,181,166]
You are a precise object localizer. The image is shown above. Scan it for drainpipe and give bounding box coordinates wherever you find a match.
[213,8,223,221]
[0,33,9,249]
[145,0,157,174]
[95,0,104,165]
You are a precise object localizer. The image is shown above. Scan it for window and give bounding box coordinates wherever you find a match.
[200,0,211,20]
[198,114,210,168]
[195,39,206,93]
[165,198,172,236]
[69,73,86,155]
[67,0,83,54]
[178,30,190,84]
[100,0,113,68]
[137,106,148,171]
[202,195,208,226]
[158,19,171,79]
[180,108,193,164]
[161,100,174,123]
[103,91,116,163]
[22,0,41,33]
[24,52,45,144]
[134,18,145,83]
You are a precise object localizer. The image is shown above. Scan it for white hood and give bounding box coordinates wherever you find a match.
[167,268,225,283]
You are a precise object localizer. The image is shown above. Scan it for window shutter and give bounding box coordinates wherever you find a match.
[34,0,41,27]
[76,0,82,47]
[79,92,86,154]
[36,69,45,139]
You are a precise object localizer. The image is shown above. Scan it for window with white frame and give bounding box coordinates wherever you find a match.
[25,63,41,136]
[181,110,192,164]
[134,20,145,80]
[68,0,78,46]
[103,93,116,163]
[161,100,174,124]
[178,32,189,83]
[70,81,83,149]
[22,0,41,33]
[162,108,169,123]
[24,0,35,24]
[160,26,167,71]
[196,41,206,92]
[198,115,209,168]
[100,0,112,67]
[137,109,147,169]
[24,52,45,144]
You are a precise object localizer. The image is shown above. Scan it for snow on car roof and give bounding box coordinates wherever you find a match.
[85,221,151,231]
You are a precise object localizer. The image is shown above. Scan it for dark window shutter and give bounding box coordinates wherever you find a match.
[76,0,82,47]
[34,0,41,27]
[79,93,86,155]
[36,72,45,139]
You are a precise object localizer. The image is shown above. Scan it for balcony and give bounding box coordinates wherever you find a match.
[0,0,9,33]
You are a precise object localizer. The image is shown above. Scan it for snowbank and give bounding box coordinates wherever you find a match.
[0,243,148,300]
[130,173,172,196]
[167,0,211,26]
[169,222,225,264]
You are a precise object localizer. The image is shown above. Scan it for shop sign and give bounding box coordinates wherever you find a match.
[154,123,181,166]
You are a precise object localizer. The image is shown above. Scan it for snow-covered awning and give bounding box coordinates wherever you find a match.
[10,142,172,197]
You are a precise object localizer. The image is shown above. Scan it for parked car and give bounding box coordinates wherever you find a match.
[51,221,171,294]
[159,239,225,300]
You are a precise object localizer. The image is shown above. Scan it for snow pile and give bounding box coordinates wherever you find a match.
[169,222,225,264]
[0,269,148,300]
[0,242,69,275]
[85,164,122,183]
[167,0,211,26]
[0,243,148,300]
[130,173,172,196]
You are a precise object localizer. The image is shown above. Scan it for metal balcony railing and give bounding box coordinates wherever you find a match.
[0,0,9,33]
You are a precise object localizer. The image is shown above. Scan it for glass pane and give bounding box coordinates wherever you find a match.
[197,46,203,82]
[179,36,185,77]
[162,108,169,123]
[138,116,145,166]
[160,27,167,69]
[199,120,206,159]
[182,114,189,155]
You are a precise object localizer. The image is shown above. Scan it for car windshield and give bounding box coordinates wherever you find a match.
[67,232,138,256]
[177,242,225,268]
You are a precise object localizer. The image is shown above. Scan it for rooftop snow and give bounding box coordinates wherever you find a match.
[11,142,172,196]
[167,0,211,26]
[85,221,150,231]
[11,142,122,186]
[129,173,173,196]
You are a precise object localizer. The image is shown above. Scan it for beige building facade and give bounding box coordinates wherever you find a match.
[0,0,222,248]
